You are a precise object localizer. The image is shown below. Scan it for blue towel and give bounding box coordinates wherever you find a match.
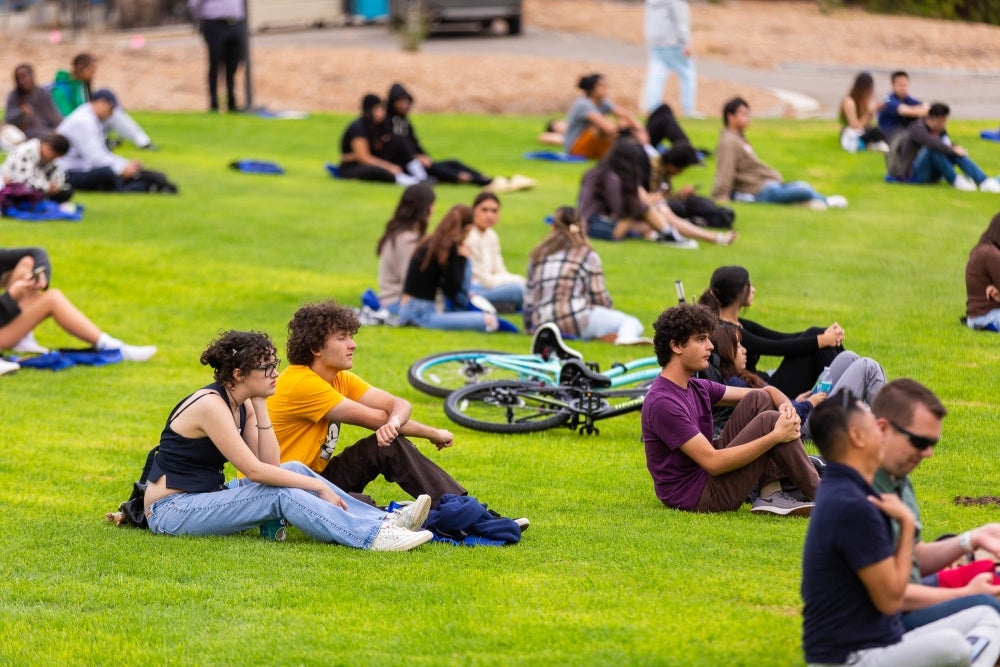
[980,130,1000,142]
[325,163,342,179]
[361,288,381,310]
[16,348,122,370]
[1,200,83,222]
[229,160,285,175]
[524,150,588,162]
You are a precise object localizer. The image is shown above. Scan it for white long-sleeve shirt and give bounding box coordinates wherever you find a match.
[55,103,129,175]
[465,226,525,290]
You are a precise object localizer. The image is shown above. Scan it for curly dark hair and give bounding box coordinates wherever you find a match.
[200,330,276,385]
[652,303,718,366]
[286,301,359,366]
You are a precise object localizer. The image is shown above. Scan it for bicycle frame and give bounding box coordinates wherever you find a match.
[415,351,660,389]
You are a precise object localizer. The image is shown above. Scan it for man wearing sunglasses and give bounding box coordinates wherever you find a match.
[871,379,1000,629]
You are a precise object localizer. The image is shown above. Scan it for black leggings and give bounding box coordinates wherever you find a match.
[338,162,396,184]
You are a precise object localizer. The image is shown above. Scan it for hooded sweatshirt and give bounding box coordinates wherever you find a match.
[643,0,691,49]
[385,83,426,157]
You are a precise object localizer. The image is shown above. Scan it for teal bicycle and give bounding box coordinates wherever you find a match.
[408,324,662,434]
[408,323,661,398]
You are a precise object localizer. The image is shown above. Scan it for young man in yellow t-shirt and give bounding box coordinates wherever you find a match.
[268,301,466,508]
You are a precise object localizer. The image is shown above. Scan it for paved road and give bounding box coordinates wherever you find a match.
[207,23,1000,119]
[7,12,1000,119]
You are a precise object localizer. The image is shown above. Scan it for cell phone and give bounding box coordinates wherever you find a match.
[30,266,46,280]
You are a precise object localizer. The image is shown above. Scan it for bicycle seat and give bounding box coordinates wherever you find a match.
[531,323,583,362]
[559,358,612,389]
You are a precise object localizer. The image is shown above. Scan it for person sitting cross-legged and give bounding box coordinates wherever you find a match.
[641,303,819,516]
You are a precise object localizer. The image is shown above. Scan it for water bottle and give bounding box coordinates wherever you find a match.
[675,280,686,304]
[814,367,833,394]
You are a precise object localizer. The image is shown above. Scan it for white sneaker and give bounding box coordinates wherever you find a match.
[979,178,1000,194]
[953,174,977,192]
[806,199,828,211]
[370,523,433,551]
[867,140,890,153]
[826,194,849,209]
[0,359,20,376]
[514,517,530,532]
[614,336,654,346]
[840,129,860,153]
[118,344,157,362]
[12,332,48,355]
[387,494,431,531]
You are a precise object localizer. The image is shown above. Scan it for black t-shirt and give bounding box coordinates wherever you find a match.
[340,117,370,161]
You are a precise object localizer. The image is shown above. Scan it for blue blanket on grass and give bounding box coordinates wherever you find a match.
[524,150,587,162]
[1,200,83,221]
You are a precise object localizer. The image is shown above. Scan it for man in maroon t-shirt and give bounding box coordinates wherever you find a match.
[641,303,819,516]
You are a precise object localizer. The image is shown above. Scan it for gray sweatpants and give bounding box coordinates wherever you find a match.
[809,605,1000,667]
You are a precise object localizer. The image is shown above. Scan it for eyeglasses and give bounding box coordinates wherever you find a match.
[888,419,938,451]
[252,359,281,376]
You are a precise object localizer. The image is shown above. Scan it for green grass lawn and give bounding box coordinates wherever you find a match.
[2,111,999,666]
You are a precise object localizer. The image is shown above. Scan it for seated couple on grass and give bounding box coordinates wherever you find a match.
[641,303,819,517]
[119,304,528,548]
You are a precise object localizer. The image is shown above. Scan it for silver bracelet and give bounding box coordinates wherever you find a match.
[256,424,273,430]
[959,531,974,552]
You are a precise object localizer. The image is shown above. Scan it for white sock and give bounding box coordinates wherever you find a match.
[96,332,123,350]
[395,173,420,186]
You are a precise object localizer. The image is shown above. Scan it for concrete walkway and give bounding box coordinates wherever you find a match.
[6,11,1000,120]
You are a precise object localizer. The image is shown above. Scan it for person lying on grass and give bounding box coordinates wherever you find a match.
[139,329,433,551]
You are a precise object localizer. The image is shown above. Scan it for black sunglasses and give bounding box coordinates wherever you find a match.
[888,419,938,451]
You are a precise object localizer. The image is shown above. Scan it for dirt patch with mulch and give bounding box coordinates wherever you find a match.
[4,0,1000,115]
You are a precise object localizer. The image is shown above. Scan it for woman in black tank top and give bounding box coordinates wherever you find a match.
[140,330,433,552]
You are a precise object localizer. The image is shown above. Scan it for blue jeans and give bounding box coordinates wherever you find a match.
[902,594,1000,631]
[911,147,987,185]
[472,281,524,312]
[579,305,644,341]
[399,296,490,331]
[754,180,825,204]
[145,461,386,548]
[967,308,1000,331]
[643,46,697,115]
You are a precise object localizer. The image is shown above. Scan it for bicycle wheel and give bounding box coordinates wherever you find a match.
[408,350,535,398]
[444,381,574,433]
[575,386,648,421]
